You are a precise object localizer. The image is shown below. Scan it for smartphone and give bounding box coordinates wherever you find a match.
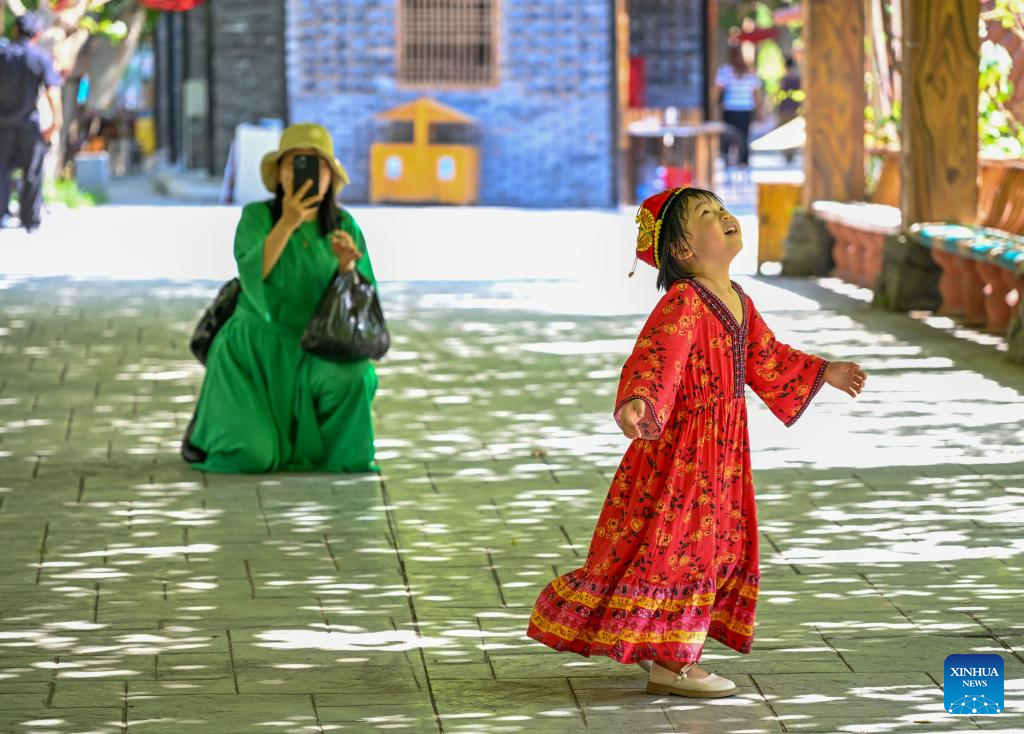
[293,154,320,198]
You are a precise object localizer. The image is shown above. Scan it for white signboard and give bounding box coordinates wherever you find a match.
[231,121,284,205]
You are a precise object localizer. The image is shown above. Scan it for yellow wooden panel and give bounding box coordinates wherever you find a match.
[758,182,803,265]
[370,143,422,203]
[427,146,479,204]
[370,143,479,204]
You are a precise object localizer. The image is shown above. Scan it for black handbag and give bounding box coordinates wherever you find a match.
[301,270,390,361]
[189,277,241,365]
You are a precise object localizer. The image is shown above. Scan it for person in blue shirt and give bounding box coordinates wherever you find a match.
[0,12,63,233]
[714,43,764,170]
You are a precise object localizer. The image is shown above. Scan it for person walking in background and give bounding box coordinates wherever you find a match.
[777,56,801,127]
[715,43,763,172]
[0,12,63,233]
[777,56,802,164]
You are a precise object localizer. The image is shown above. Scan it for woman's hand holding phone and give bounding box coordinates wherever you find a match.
[281,179,320,231]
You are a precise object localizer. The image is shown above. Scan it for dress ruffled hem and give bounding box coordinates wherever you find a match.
[526,609,753,665]
[526,568,757,664]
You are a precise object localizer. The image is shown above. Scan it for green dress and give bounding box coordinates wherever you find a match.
[188,201,379,474]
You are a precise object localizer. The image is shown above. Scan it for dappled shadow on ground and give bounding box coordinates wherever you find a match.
[0,276,1022,732]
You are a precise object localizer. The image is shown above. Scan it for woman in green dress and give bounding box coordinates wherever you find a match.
[184,123,379,473]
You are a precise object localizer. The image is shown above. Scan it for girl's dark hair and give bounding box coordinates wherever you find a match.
[655,187,724,291]
[270,181,341,237]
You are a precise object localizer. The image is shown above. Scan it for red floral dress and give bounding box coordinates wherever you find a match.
[527,278,828,664]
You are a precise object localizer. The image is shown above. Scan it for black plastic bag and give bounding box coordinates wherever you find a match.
[189,278,241,365]
[301,270,389,362]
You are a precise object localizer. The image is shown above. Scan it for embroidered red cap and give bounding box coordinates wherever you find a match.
[634,187,688,270]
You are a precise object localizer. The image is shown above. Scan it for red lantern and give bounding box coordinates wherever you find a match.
[135,0,208,11]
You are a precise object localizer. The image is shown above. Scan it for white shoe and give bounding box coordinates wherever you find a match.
[646,662,738,698]
[636,659,653,672]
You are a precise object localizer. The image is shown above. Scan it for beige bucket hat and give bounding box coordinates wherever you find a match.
[259,123,351,195]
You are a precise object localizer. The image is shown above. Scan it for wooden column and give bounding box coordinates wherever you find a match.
[705,0,718,120]
[802,0,865,208]
[615,0,630,204]
[900,0,979,225]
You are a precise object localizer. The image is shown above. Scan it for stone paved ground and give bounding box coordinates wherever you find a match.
[1,269,1023,734]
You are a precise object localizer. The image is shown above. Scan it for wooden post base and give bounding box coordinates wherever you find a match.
[872,234,942,312]
[782,212,835,276]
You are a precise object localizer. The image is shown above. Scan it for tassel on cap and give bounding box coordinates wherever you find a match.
[634,188,685,273]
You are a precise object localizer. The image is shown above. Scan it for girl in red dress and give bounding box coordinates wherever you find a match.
[526,188,867,698]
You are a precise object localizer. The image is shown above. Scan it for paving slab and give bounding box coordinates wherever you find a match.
[1,264,1023,732]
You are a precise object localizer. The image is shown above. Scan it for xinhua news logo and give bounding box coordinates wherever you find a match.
[944,654,1004,715]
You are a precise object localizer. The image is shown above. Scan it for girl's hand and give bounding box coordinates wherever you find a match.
[330,230,362,273]
[824,361,867,398]
[281,179,320,231]
[618,398,647,440]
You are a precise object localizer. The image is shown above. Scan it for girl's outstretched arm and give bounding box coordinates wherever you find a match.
[614,282,698,440]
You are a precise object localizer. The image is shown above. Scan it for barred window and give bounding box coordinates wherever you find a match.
[398,0,499,87]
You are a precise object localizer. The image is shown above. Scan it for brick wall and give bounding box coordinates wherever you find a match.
[197,0,288,174]
[285,0,617,207]
[183,4,209,171]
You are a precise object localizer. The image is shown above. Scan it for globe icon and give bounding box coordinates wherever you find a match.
[948,694,1001,715]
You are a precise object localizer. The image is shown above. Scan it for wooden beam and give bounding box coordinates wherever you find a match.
[900,0,979,225]
[802,0,865,208]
